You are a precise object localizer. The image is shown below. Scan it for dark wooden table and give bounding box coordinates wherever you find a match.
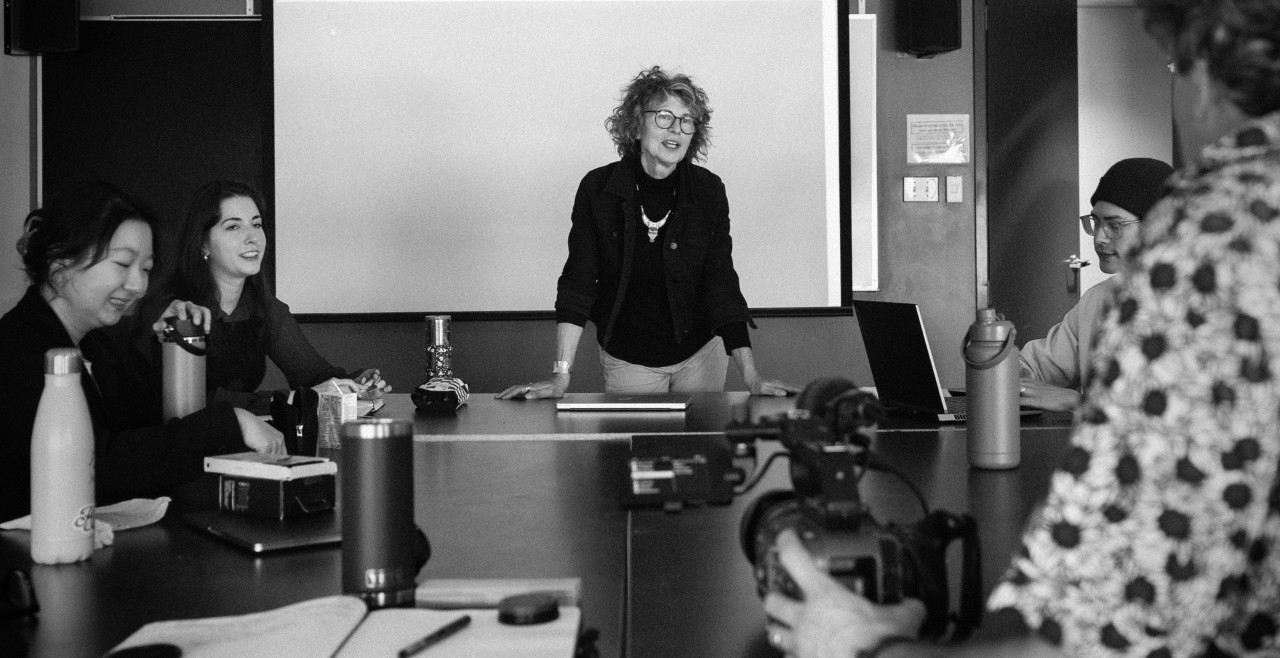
[0,393,1075,658]
[0,438,630,658]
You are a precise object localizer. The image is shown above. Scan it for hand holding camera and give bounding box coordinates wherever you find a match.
[763,527,926,657]
[730,377,983,652]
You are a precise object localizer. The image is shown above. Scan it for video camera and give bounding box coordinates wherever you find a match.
[729,377,984,641]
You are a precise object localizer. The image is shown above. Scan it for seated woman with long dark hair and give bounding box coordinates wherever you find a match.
[0,181,284,523]
[134,180,387,416]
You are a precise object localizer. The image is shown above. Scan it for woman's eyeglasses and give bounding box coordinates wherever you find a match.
[643,110,698,135]
[1079,214,1140,238]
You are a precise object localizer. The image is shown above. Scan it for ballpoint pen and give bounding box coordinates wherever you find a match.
[397,614,471,658]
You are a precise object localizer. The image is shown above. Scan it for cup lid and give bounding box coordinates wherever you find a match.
[45,348,82,374]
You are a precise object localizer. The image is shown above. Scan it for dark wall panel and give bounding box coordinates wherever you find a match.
[984,0,1079,342]
[42,21,265,273]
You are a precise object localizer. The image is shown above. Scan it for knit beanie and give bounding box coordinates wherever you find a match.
[1090,157,1175,220]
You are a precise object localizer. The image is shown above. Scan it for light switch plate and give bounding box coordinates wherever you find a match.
[946,175,963,203]
[903,177,938,202]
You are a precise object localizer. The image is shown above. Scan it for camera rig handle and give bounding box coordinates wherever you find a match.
[900,510,983,641]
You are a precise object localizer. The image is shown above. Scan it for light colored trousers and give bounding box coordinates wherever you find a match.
[600,336,728,394]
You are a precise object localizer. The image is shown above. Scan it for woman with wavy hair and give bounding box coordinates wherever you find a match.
[499,66,796,399]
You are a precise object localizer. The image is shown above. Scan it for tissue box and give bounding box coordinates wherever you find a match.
[317,389,357,449]
[217,474,336,520]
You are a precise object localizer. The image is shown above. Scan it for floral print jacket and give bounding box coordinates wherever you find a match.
[988,111,1280,657]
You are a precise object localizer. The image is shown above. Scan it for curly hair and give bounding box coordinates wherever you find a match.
[605,66,713,163]
[22,181,157,289]
[1138,0,1280,116]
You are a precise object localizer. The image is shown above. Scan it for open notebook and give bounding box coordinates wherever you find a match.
[107,595,581,658]
[853,300,1038,422]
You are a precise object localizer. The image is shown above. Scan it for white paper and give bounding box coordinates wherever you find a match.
[907,114,970,163]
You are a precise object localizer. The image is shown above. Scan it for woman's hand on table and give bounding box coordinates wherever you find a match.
[496,373,570,399]
[746,374,801,397]
[151,299,213,336]
[352,369,391,398]
[234,408,286,454]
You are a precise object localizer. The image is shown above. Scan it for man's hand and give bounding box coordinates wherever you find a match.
[1018,379,1081,411]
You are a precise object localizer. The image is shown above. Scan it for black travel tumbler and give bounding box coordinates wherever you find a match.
[341,418,417,609]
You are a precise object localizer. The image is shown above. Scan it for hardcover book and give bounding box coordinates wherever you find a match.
[203,452,336,481]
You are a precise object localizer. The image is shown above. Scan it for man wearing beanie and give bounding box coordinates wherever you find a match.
[1018,157,1174,411]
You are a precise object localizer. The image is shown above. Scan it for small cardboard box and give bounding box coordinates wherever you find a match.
[317,389,357,449]
[218,473,336,520]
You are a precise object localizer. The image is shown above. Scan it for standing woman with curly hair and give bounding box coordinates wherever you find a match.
[499,66,797,399]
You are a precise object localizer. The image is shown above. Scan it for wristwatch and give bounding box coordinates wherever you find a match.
[552,360,571,375]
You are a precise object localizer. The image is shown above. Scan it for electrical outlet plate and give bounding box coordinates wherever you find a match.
[903,177,939,202]
[946,175,963,203]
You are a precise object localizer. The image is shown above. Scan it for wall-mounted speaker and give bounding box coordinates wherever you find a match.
[903,0,961,58]
[5,0,80,55]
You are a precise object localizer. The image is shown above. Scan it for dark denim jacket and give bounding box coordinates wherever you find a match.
[555,157,753,350]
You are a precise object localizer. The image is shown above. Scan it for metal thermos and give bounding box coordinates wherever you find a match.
[162,317,207,419]
[31,348,95,564]
[962,308,1020,469]
[341,418,417,609]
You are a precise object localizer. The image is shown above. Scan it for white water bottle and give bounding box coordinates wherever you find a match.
[31,348,96,564]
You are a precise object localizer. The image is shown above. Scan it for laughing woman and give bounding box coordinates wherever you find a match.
[0,182,284,523]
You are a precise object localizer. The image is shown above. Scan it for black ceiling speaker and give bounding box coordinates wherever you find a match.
[5,0,80,55]
[904,0,961,58]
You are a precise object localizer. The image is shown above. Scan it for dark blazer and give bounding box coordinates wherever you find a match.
[555,157,753,351]
[0,287,244,522]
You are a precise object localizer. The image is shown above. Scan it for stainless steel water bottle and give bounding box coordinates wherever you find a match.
[962,308,1020,469]
[31,348,95,564]
[162,317,207,419]
[341,418,416,609]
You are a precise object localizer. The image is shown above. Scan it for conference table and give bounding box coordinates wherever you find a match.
[0,393,1075,657]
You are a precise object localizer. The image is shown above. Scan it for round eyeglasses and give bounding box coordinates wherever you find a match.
[1079,214,1140,238]
[644,110,698,135]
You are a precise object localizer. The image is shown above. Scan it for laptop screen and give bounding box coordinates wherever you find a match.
[852,300,950,413]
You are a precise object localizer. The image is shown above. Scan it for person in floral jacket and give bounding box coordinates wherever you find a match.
[760,1,1280,656]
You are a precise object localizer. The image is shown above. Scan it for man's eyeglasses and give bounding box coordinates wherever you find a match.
[1079,214,1140,238]
[643,110,698,135]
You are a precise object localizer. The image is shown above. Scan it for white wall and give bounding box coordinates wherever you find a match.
[1077,4,1172,293]
[0,54,34,309]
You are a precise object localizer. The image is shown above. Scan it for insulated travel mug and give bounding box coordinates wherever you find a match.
[341,418,417,608]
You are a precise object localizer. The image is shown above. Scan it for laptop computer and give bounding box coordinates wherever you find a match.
[182,509,341,553]
[556,393,692,412]
[853,300,1036,423]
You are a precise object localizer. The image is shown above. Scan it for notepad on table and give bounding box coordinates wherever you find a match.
[107,594,582,658]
